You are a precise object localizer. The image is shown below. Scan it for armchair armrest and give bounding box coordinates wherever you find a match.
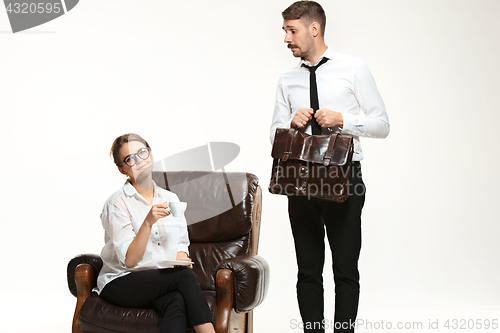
[67,254,103,297]
[215,254,269,313]
[67,254,102,333]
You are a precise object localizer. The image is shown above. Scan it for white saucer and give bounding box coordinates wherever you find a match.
[162,260,194,266]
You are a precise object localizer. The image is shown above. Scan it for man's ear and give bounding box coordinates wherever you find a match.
[310,21,320,37]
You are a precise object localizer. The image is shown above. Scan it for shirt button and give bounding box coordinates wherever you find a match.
[157,242,161,246]
[155,232,158,235]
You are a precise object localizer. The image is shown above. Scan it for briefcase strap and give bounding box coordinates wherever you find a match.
[283,128,296,161]
[322,133,338,166]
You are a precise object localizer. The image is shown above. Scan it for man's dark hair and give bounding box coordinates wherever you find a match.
[282,1,326,37]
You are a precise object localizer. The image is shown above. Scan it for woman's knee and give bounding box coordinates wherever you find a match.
[154,291,185,314]
[175,268,202,288]
[175,268,197,280]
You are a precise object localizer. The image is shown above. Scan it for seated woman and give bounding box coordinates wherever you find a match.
[94,133,215,333]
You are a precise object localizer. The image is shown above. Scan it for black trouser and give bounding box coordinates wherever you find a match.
[288,162,365,333]
[100,268,213,333]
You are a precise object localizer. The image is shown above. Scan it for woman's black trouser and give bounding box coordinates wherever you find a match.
[100,267,213,333]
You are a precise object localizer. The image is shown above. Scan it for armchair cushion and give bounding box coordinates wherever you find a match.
[152,171,258,242]
[189,236,249,291]
[153,171,260,292]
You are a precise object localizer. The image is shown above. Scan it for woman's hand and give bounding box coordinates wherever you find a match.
[145,202,170,227]
[175,251,193,269]
[125,203,170,268]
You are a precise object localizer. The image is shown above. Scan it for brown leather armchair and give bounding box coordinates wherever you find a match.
[67,172,269,333]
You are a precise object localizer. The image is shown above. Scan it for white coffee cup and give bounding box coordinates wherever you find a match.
[169,202,187,217]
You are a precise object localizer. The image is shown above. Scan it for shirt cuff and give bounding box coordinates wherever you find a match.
[177,244,189,256]
[116,239,133,267]
[340,113,355,135]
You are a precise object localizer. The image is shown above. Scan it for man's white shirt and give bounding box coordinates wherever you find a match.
[270,48,390,161]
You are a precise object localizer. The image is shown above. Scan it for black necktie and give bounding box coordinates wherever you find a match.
[304,57,329,134]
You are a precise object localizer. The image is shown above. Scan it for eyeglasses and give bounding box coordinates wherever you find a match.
[119,147,151,167]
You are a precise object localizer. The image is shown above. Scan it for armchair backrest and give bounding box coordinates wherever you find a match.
[152,171,261,291]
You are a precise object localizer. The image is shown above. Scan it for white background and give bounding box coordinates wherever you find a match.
[1,1,499,332]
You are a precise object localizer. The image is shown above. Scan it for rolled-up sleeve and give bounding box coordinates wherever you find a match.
[101,198,135,267]
[173,193,190,255]
[341,59,390,139]
[177,214,190,255]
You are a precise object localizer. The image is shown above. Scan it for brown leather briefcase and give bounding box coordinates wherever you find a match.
[269,128,354,202]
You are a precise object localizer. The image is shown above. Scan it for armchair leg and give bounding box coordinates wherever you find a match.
[72,264,95,333]
[215,269,234,333]
[246,310,253,333]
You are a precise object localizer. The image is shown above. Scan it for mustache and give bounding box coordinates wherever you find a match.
[288,44,299,49]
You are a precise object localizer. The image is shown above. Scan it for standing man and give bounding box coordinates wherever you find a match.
[270,1,389,332]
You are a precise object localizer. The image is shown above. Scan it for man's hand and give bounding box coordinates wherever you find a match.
[291,108,314,128]
[175,251,193,269]
[315,108,343,128]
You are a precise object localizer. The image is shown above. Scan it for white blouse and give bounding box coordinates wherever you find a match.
[94,181,190,294]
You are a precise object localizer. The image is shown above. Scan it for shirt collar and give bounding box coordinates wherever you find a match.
[123,180,160,197]
[300,47,334,67]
